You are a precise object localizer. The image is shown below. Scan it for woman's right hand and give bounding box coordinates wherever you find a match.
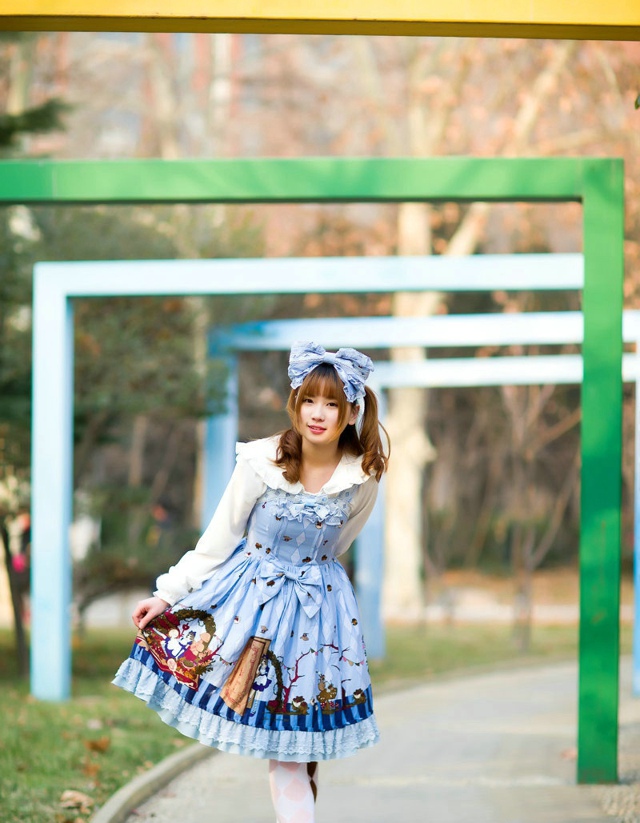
[132,596,170,631]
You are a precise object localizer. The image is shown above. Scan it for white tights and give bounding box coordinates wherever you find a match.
[268,760,318,823]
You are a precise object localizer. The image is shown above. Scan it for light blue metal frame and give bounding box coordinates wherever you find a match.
[31,252,583,700]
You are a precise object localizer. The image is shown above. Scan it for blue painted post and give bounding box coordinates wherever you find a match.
[355,389,387,661]
[355,478,386,661]
[201,354,239,530]
[31,269,74,700]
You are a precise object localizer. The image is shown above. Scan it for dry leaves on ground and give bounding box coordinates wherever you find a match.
[84,735,111,753]
[59,789,94,815]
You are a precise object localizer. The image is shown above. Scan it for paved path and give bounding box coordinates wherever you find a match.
[123,660,640,823]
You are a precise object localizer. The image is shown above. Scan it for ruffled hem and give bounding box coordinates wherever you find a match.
[236,437,370,495]
[113,657,379,762]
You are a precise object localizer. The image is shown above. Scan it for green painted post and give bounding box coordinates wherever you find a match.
[0,157,583,205]
[0,155,625,781]
[578,159,624,783]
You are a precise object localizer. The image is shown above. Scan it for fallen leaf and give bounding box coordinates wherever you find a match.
[82,759,101,778]
[59,789,94,814]
[84,736,111,753]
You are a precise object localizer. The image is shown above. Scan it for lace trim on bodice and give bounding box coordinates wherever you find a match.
[258,486,356,526]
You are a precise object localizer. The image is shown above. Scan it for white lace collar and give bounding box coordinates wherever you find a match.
[236,435,370,495]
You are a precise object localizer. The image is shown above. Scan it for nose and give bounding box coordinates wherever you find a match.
[311,403,325,420]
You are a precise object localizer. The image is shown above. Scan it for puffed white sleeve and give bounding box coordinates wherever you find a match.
[154,453,266,605]
[334,476,379,558]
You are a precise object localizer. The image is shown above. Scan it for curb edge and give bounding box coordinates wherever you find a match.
[90,743,215,823]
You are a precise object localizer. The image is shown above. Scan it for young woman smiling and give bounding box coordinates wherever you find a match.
[114,341,389,823]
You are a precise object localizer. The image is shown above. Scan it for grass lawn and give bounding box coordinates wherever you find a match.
[0,629,188,823]
[0,622,631,823]
[370,622,631,690]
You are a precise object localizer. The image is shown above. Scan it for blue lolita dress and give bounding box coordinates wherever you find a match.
[113,436,380,762]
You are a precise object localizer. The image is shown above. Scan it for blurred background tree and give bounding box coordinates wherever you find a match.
[0,32,70,673]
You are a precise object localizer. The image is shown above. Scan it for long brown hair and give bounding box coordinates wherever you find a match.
[275,363,389,483]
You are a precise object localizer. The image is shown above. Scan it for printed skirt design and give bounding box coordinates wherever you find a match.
[113,538,379,762]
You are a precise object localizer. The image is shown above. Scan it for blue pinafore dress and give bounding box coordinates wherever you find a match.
[113,439,379,762]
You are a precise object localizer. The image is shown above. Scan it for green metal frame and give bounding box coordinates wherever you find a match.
[0,156,624,783]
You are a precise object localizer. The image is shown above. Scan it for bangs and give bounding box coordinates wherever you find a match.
[299,364,344,403]
[292,364,351,428]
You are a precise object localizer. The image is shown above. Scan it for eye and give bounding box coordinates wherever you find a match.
[301,397,313,404]
[327,401,338,407]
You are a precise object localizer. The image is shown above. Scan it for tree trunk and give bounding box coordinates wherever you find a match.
[7,35,36,117]
[126,414,149,546]
[383,203,438,618]
[0,519,28,677]
[146,33,181,159]
[128,414,148,488]
[187,36,232,527]
[73,409,112,482]
[150,421,186,504]
[512,526,536,653]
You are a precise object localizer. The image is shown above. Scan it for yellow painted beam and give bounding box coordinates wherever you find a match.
[1,0,640,38]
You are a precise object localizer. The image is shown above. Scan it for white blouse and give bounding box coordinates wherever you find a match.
[154,436,379,605]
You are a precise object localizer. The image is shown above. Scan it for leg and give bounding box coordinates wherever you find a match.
[268,760,315,823]
[306,761,319,802]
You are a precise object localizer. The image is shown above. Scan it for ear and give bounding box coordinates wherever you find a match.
[348,404,359,426]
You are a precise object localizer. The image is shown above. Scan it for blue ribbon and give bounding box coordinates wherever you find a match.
[288,341,373,404]
[256,557,324,618]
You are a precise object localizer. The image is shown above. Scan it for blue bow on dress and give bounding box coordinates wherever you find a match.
[287,341,374,404]
[256,557,324,618]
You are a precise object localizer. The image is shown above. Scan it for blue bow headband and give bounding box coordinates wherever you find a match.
[288,342,374,432]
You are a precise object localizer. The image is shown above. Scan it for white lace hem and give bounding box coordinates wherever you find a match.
[113,657,379,762]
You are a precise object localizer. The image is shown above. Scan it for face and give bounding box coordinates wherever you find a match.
[297,392,357,448]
